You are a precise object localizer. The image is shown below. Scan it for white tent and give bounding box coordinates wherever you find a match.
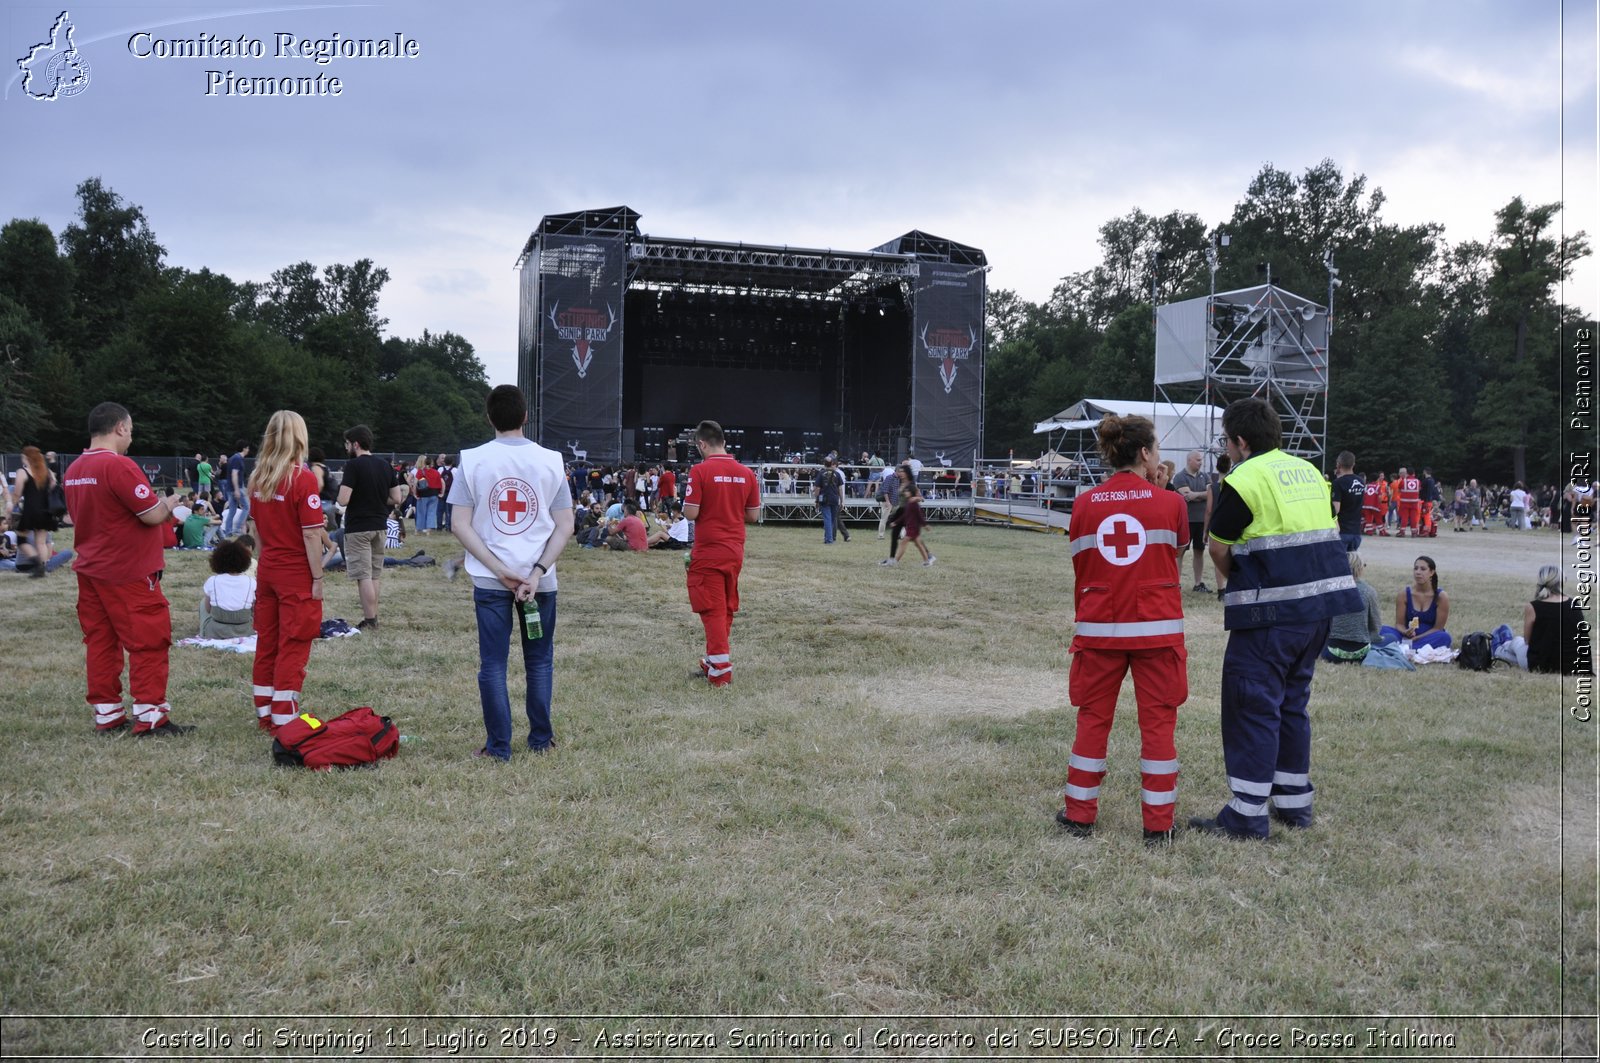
[1034,398,1228,469]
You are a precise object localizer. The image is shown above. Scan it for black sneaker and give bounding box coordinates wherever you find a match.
[134,720,195,738]
[357,617,378,631]
[1272,813,1314,831]
[1192,583,1210,593]
[95,720,128,737]
[1144,827,1176,847]
[1186,815,1258,840]
[1055,809,1093,838]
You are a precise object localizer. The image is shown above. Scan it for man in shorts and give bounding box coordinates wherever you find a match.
[337,424,405,631]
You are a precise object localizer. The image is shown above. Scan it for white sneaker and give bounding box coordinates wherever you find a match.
[879,558,897,566]
[922,555,937,567]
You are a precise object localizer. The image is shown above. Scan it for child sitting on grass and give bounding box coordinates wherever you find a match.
[199,537,256,639]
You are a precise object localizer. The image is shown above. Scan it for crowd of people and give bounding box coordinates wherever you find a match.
[15,390,1594,837]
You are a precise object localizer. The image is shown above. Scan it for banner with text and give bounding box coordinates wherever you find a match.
[911,265,984,465]
[535,233,625,463]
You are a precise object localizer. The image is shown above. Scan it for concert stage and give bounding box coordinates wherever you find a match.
[516,207,987,467]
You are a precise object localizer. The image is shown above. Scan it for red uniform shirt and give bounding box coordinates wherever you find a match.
[683,453,759,566]
[1068,470,1188,651]
[250,466,324,577]
[1399,476,1421,503]
[1363,482,1382,511]
[658,469,677,499]
[63,449,165,584]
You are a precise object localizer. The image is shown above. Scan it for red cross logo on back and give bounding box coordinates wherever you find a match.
[490,477,538,535]
[1095,513,1146,566]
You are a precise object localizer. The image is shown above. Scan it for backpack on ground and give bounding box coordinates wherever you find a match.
[1457,632,1494,672]
[272,707,399,769]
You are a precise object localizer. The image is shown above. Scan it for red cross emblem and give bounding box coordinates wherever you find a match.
[1095,513,1146,566]
[490,477,538,535]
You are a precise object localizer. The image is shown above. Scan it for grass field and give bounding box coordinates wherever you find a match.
[1,519,1595,1058]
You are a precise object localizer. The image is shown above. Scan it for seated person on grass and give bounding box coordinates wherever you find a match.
[607,501,667,551]
[1497,564,1594,674]
[1378,555,1452,650]
[1324,551,1384,663]
[199,537,256,639]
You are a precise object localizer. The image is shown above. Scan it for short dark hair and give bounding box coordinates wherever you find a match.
[695,420,724,445]
[1335,450,1356,471]
[486,385,527,432]
[344,424,374,451]
[1221,398,1281,455]
[209,537,253,575]
[236,440,249,451]
[86,402,130,438]
[624,501,639,515]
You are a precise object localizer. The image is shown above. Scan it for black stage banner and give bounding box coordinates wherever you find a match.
[534,233,625,463]
[911,265,984,465]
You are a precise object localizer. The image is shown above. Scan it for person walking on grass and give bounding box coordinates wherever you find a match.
[1190,398,1360,840]
[883,464,934,567]
[683,419,761,686]
[449,385,574,760]
[247,411,326,734]
[63,402,192,737]
[1170,449,1211,592]
[1057,414,1188,846]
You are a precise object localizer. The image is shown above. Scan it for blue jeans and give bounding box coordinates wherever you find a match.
[821,501,837,542]
[416,494,438,531]
[473,586,556,759]
[221,483,250,536]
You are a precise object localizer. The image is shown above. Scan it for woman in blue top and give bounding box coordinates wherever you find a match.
[1379,555,1452,650]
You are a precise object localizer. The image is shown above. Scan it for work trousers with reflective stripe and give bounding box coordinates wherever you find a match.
[1399,501,1421,530]
[1215,620,1327,837]
[1064,644,1186,831]
[687,558,741,686]
[77,572,172,733]
[251,570,321,730]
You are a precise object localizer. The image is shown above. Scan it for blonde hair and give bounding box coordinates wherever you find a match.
[247,411,309,499]
[1347,551,1365,579]
[1534,564,1563,601]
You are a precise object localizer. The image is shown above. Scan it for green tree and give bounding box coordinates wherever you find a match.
[59,177,165,349]
[0,219,75,340]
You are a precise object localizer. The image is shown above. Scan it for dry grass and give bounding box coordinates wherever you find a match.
[0,520,1594,1057]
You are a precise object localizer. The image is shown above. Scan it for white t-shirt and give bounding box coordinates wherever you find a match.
[1510,488,1530,510]
[203,572,256,612]
[448,436,572,593]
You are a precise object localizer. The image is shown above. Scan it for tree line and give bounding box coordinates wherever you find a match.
[0,178,490,457]
[984,159,1593,487]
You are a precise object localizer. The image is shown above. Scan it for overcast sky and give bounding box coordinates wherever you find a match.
[3,0,1595,387]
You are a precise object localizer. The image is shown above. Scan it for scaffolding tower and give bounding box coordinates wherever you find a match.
[1153,282,1330,469]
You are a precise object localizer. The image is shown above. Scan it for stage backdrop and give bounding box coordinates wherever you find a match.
[533,233,626,463]
[911,265,984,465]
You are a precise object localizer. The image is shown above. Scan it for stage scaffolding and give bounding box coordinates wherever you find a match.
[1153,282,1330,469]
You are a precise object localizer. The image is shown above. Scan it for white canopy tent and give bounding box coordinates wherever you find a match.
[1034,397,1228,475]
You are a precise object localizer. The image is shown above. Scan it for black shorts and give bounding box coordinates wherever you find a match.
[1186,521,1206,549]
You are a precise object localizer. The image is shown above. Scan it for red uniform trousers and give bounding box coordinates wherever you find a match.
[77,573,173,733]
[1362,504,1381,533]
[1399,501,1421,531]
[251,570,321,730]
[687,558,741,686]
[1064,645,1186,831]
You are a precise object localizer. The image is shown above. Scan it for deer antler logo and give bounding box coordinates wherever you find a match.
[549,302,617,379]
[920,323,978,395]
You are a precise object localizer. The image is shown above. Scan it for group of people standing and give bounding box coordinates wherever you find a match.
[57,392,769,762]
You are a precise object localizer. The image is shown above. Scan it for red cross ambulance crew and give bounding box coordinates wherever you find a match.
[247,411,326,733]
[1362,480,1383,535]
[1060,414,1188,845]
[64,402,194,737]
[1396,468,1422,536]
[682,420,761,687]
